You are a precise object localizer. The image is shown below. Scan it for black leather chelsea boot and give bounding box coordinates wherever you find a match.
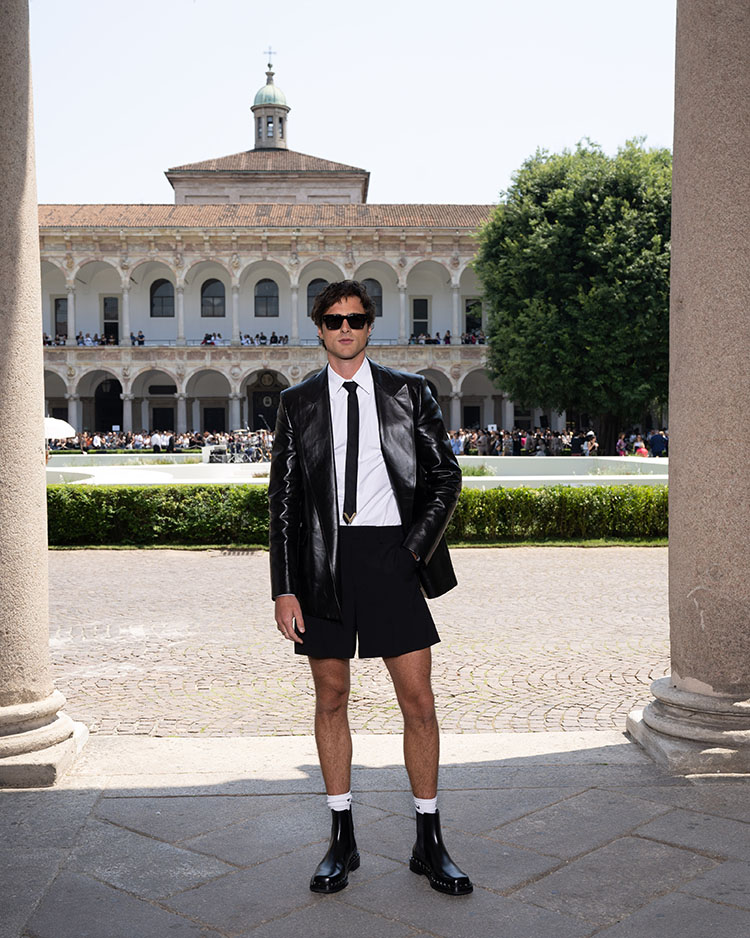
[310,808,360,894]
[410,810,473,895]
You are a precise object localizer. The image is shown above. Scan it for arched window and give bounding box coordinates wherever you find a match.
[201,278,225,317]
[363,278,383,317]
[307,278,328,316]
[150,279,174,318]
[255,278,279,317]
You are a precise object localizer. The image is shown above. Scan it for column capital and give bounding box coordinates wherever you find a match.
[176,284,184,295]
[64,393,80,402]
[119,393,134,401]
[174,392,187,401]
[231,283,240,294]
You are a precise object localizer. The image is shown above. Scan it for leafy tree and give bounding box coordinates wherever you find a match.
[475,140,671,454]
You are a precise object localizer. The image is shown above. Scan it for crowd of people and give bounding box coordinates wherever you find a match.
[450,427,668,457]
[47,428,274,460]
[407,330,487,346]
[48,424,667,459]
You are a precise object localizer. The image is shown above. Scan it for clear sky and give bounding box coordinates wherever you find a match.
[29,0,676,206]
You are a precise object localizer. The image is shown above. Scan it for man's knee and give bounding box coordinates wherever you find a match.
[315,680,350,716]
[400,688,436,725]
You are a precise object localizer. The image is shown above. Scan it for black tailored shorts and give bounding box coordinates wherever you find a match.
[294,525,440,660]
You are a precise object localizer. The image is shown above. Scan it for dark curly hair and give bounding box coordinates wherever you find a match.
[310,280,376,328]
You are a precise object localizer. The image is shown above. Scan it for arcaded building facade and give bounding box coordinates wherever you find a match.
[40,65,563,435]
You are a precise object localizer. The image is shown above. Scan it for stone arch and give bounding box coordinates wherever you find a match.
[128,257,177,280]
[130,368,182,434]
[183,257,233,284]
[460,367,500,429]
[183,261,232,344]
[126,260,178,344]
[72,260,124,345]
[74,368,123,432]
[241,368,291,431]
[43,370,68,422]
[238,260,291,341]
[184,368,233,434]
[73,257,121,282]
[459,266,485,338]
[41,260,68,338]
[405,260,454,342]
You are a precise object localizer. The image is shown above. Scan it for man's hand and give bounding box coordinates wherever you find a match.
[275,595,305,643]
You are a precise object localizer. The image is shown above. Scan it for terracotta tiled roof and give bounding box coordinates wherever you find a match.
[167,149,368,174]
[38,204,495,229]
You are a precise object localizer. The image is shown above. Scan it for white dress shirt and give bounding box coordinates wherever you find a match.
[327,359,402,526]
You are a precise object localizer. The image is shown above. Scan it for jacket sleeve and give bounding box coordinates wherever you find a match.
[268,392,302,599]
[402,377,462,565]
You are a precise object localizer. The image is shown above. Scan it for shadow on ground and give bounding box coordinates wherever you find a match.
[3,733,750,938]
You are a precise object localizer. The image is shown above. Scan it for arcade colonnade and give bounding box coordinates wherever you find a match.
[40,249,487,347]
[42,347,565,434]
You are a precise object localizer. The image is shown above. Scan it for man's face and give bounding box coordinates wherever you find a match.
[317,296,373,363]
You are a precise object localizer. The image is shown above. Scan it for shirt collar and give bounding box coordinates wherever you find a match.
[327,358,373,396]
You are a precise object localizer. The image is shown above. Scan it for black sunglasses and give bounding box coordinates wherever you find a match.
[321,313,369,330]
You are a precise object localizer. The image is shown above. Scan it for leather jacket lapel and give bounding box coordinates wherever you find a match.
[371,359,416,527]
[298,368,339,569]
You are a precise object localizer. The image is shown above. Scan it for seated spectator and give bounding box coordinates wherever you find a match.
[137,330,145,346]
[130,331,137,346]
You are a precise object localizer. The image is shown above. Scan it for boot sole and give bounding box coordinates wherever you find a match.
[310,853,360,894]
[409,855,473,895]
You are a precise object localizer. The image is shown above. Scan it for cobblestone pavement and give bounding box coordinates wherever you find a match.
[48,547,669,736]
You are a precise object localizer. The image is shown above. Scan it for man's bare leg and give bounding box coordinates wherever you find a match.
[308,656,352,795]
[384,647,472,895]
[384,648,439,799]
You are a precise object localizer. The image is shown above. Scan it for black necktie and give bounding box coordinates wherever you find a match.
[342,381,359,524]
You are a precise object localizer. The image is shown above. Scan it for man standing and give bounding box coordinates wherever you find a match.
[269,280,471,897]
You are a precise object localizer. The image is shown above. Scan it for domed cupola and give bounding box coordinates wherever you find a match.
[251,57,290,150]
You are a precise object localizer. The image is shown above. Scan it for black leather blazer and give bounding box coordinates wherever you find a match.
[268,358,462,620]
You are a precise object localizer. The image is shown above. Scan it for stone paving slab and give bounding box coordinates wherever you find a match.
[3,733,750,938]
[47,547,670,735]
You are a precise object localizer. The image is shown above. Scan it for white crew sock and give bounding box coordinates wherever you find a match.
[327,791,352,812]
[414,796,438,814]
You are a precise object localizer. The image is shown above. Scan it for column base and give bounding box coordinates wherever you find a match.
[0,721,88,788]
[627,676,750,774]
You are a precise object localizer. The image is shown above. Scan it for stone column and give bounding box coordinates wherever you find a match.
[176,285,185,345]
[121,285,131,345]
[501,398,515,432]
[451,285,461,338]
[231,285,240,345]
[627,0,750,773]
[65,393,80,430]
[66,284,76,341]
[192,398,200,432]
[398,286,407,343]
[228,393,241,431]
[290,285,299,343]
[140,398,149,432]
[0,0,86,786]
[175,393,187,434]
[449,392,461,432]
[120,393,133,433]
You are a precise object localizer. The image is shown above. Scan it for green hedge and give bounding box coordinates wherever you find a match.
[46,485,269,546]
[448,485,667,542]
[46,483,667,546]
